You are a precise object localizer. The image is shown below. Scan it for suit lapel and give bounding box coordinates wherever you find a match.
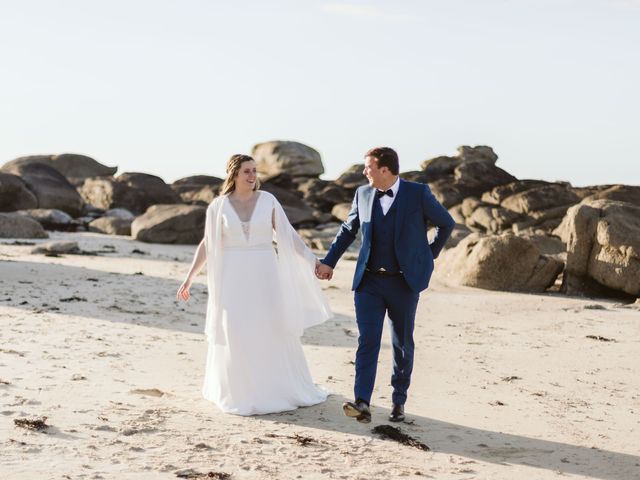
[365,186,376,221]
[394,179,409,243]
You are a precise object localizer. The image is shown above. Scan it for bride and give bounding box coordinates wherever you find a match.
[177,154,332,415]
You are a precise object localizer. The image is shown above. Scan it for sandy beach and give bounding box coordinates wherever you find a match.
[1,232,638,480]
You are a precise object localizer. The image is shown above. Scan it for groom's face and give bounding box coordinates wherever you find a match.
[363,155,386,189]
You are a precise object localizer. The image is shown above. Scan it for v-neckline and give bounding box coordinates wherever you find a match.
[227,191,262,225]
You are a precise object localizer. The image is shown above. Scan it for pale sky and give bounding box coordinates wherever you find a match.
[1,0,638,186]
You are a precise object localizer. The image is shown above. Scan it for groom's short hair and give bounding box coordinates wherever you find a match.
[365,147,399,175]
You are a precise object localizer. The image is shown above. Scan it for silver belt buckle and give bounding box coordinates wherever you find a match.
[378,267,386,272]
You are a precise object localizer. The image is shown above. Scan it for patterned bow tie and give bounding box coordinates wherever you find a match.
[376,189,394,199]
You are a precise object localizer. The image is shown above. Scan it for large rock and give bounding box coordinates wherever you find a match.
[260,184,316,226]
[32,241,79,254]
[453,160,517,197]
[420,146,516,208]
[444,224,472,249]
[116,172,181,204]
[171,175,223,205]
[501,183,579,214]
[297,178,352,212]
[582,185,640,208]
[420,146,498,182]
[298,223,361,254]
[78,173,181,215]
[131,204,206,244]
[105,208,134,220]
[420,156,461,179]
[457,145,498,163]
[1,162,84,216]
[14,209,75,231]
[399,170,430,184]
[88,216,132,236]
[437,233,563,293]
[512,205,573,234]
[261,172,297,191]
[481,180,551,205]
[562,200,640,297]
[466,205,522,233]
[171,184,219,206]
[427,180,463,209]
[252,141,324,179]
[0,173,37,211]
[172,175,223,186]
[335,164,367,191]
[331,202,352,222]
[2,154,116,181]
[0,213,48,238]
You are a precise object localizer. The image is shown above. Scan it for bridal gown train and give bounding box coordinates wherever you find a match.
[202,192,328,415]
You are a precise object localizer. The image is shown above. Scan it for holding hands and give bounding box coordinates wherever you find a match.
[315,260,333,281]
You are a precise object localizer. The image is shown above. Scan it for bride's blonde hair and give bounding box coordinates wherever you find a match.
[219,154,260,196]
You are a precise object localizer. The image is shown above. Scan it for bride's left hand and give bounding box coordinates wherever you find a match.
[176,279,192,302]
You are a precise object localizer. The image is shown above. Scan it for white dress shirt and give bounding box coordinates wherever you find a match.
[377,177,400,215]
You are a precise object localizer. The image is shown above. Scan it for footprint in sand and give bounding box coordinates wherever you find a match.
[129,388,166,397]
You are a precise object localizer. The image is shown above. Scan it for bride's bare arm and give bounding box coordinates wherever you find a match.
[176,238,207,302]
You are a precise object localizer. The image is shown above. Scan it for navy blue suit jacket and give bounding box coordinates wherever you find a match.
[322,179,456,293]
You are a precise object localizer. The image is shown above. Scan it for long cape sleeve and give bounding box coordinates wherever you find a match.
[271,195,333,336]
[203,196,225,344]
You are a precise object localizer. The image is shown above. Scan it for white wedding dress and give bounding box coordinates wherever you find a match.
[201,191,329,415]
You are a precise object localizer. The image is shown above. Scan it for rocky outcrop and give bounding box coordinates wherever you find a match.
[0,173,38,212]
[172,184,219,205]
[32,241,79,255]
[437,233,563,293]
[581,185,640,207]
[460,197,523,233]
[89,217,133,236]
[2,154,116,181]
[331,202,352,222]
[78,173,181,214]
[561,200,640,297]
[298,223,361,254]
[1,162,84,216]
[104,208,134,220]
[481,180,551,205]
[297,178,352,213]
[444,224,472,249]
[171,176,223,206]
[14,209,75,231]
[253,141,324,179]
[173,175,223,186]
[460,180,582,235]
[260,183,316,226]
[500,183,579,214]
[419,146,516,208]
[453,160,516,197]
[335,164,368,192]
[0,213,48,239]
[131,204,205,244]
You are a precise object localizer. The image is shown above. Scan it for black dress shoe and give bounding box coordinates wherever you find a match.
[343,400,371,424]
[388,403,405,422]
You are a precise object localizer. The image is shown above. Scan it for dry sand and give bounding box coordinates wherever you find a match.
[1,232,638,480]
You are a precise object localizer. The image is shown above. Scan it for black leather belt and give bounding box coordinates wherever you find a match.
[366,268,402,277]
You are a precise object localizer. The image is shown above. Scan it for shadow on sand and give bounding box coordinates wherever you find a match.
[258,394,639,480]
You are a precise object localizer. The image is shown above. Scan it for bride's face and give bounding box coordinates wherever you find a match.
[235,160,258,192]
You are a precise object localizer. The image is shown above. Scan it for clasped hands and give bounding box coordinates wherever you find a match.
[314,259,333,280]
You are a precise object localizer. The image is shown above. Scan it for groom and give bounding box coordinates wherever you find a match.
[316,147,455,423]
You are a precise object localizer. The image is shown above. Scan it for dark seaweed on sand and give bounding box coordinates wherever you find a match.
[372,425,430,451]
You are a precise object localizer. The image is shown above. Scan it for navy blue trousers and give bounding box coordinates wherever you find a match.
[353,271,420,405]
